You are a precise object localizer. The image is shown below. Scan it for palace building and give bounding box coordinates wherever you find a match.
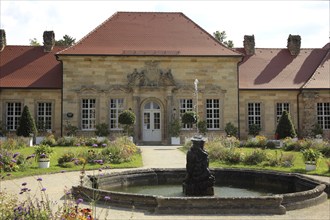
[0,12,329,144]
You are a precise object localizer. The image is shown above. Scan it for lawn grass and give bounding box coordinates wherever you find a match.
[180,147,330,177]
[4,146,143,180]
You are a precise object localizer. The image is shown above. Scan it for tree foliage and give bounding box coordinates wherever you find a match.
[55,35,76,46]
[213,30,234,48]
[275,111,296,139]
[29,38,40,46]
[118,110,136,136]
[16,105,37,137]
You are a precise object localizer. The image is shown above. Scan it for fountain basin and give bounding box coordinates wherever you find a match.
[72,168,328,215]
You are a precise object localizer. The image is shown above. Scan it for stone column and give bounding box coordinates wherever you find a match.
[133,88,141,141]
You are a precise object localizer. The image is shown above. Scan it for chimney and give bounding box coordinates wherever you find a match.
[243,35,255,55]
[287,34,301,56]
[0,29,6,52]
[43,31,55,52]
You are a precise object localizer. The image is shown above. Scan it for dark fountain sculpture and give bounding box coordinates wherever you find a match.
[183,136,215,196]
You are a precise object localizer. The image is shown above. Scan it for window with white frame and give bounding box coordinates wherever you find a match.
[6,102,22,131]
[179,99,193,129]
[37,102,52,130]
[81,99,96,130]
[206,99,220,130]
[317,102,330,129]
[276,102,290,123]
[248,102,261,128]
[110,98,124,130]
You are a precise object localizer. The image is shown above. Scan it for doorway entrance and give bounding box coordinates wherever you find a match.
[142,101,161,142]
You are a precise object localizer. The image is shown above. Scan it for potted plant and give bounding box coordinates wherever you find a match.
[225,122,238,137]
[118,110,136,141]
[248,124,261,138]
[34,144,54,168]
[197,120,208,136]
[169,119,181,145]
[181,111,197,129]
[301,148,322,171]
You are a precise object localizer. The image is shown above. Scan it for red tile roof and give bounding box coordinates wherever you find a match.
[237,47,329,89]
[0,46,65,88]
[303,44,330,89]
[58,12,241,56]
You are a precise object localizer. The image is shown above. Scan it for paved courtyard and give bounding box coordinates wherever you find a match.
[2,145,329,220]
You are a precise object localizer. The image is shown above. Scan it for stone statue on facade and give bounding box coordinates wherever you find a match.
[183,136,215,196]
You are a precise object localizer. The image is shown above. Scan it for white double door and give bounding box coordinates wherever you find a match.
[142,101,161,142]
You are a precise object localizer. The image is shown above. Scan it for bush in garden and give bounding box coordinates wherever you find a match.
[255,135,267,148]
[280,153,295,167]
[244,138,259,148]
[282,137,296,151]
[319,143,330,158]
[248,124,261,136]
[58,151,76,166]
[220,136,240,148]
[224,122,238,137]
[40,134,57,146]
[16,105,37,137]
[95,123,110,137]
[0,149,33,172]
[100,136,139,163]
[0,138,27,150]
[223,148,242,164]
[275,110,296,139]
[205,140,226,161]
[57,136,78,146]
[265,141,276,149]
[243,149,268,165]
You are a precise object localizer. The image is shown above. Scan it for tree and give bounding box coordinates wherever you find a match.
[275,111,296,139]
[29,38,40,46]
[16,105,37,137]
[213,30,234,48]
[55,35,76,46]
[118,110,136,136]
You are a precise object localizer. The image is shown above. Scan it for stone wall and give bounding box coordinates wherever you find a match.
[0,89,62,136]
[239,90,299,139]
[299,90,330,139]
[58,55,240,143]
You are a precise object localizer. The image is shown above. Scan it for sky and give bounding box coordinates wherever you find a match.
[0,0,329,48]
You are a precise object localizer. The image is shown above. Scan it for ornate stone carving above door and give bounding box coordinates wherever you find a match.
[127,61,175,87]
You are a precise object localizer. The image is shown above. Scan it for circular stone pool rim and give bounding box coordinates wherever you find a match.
[72,168,329,215]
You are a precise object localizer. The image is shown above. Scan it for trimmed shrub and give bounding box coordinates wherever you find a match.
[16,105,37,137]
[275,110,296,139]
[118,110,136,136]
[224,122,238,137]
[197,120,208,135]
[181,111,197,127]
[248,124,261,136]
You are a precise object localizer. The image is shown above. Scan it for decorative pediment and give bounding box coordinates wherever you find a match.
[127,61,175,87]
[76,86,100,94]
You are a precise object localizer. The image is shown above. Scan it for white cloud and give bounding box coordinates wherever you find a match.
[0,0,328,48]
